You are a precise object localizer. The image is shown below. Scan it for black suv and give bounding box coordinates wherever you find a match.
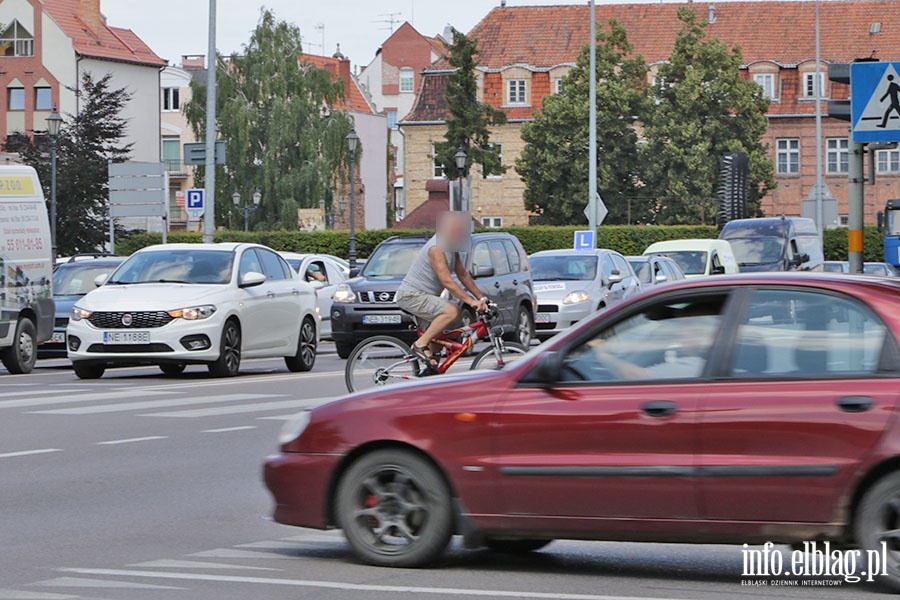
[330,233,536,358]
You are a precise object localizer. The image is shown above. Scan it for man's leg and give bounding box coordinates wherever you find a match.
[415,302,459,352]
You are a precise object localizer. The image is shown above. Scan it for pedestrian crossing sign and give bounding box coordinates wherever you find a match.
[851,62,900,143]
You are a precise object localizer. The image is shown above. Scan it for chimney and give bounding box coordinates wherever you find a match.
[77,0,103,35]
[181,55,206,70]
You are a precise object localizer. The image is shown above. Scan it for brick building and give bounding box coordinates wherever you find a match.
[401,1,900,228]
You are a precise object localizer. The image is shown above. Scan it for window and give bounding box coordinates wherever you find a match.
[34,87,52,111]
[484,143,502,179]
[776,138,800,175]
[431,144,445,178]
[554,78,564,94]
[472,242,491,273]
[162,87,180,111]
[877,149,900,174]
[162,137,181,171]
[488,241,512,275]
[729,290,887,378]
[826,138,849,175]
[502,240,521,272]
[258,249,290,281]
[753,73,776,99]
[239,249,263,278]
[560,295,727,383]
[481,217,502,228]
[7,88,24,111]
[0,20,34,57]
[507,79,527,105]
[399,67,414,93]
[611,254,630,276]
[803,72,826,98]
[386,110,398,130]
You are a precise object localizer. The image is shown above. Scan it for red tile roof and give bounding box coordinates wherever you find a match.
[41,0,165,66]
[300,53,374,114]
[409,1,900,123]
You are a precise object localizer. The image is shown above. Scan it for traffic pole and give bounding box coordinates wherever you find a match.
[587,0,597,248]
[203,0,217,244]
[848,139,865,274]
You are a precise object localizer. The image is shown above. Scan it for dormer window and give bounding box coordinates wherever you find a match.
[0,20,34,57]
[399,67,414,93]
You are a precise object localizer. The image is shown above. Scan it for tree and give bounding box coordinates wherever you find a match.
[433,29,506,179]
[641,8,776,221]
[185,9,354,230]
[516,20,649,225]
[5,73,132,253]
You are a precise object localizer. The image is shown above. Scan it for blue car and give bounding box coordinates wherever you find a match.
[39,256,125,359]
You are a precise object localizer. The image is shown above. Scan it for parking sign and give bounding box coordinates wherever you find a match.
[186,189,205,217]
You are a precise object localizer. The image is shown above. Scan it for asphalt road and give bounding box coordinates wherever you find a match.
[0,344,882,600]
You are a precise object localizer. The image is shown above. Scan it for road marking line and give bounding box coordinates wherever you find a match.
[39,577,184,590]
[0,589,78,599]
[0,390,176,410]
[202,426,257,433]
[257,414,300,421]
[32,394,282,415]
[57,568,681,599]
[128,559,278,571]
[143,397,335,419]
[0,448,62,459]
[187,549,296,560]
[95,436,167,446]
[122,371,344,393]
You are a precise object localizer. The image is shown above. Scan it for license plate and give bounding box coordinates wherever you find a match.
[363,314,402,325]
[103,331,150,344]
[50,331,66,344]
[535,313,552,324]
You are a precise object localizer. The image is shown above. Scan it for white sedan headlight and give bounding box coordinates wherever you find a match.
[332,284,357,303]
[279,411,312,445]
[562,291,590,305]
[168,305,217,320]
[71,305,92,321]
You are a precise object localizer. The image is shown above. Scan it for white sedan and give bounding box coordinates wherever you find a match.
[67,243,319,379]
[279,252,348,339]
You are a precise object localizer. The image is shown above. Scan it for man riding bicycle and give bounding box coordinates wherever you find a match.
[396,212,489,372]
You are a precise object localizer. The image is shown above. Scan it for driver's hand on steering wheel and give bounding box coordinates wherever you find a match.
[472,297,489,314]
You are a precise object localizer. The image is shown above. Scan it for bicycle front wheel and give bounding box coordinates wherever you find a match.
[345,336,419,393]
[470,342,528,371]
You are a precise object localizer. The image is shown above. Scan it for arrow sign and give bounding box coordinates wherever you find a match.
[583,192,609,225]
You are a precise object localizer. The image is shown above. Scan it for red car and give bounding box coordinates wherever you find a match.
[264,274,900,586]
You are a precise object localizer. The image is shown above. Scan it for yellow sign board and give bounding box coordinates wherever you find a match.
[0,176,36,195]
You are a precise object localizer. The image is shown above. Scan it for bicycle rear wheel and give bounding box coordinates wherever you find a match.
[470,342,528,371]
[345,336,419,393]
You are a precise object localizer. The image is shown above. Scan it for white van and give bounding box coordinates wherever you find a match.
[0,166,54,373]
[643,239,740,279]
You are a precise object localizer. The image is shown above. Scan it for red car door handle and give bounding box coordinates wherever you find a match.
[837,396,875,413]
[642,401,678,417]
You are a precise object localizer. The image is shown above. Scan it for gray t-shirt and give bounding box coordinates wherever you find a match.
[398,236,459,297]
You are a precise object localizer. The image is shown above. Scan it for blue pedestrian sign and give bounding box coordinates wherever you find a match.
[574,230,595,251]
[851,62,900,143]
[186,189,205,217]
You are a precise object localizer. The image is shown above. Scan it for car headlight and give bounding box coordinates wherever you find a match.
[562,291,590,305]
[279,410,312,445]
[168,305,217,320]
[332,284,357,303]
[71,305,92,321]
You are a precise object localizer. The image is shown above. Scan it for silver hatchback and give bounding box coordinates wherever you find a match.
[531,249,641,340]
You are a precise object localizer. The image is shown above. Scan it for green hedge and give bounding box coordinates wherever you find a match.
[116,225,884,262]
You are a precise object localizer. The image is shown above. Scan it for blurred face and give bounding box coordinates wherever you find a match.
[436,212,470,253]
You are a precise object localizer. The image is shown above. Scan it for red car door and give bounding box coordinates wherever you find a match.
[495,291,732,527]
[699,287,900,523]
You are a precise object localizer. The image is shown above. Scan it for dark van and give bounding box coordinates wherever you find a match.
[719,217,824,272]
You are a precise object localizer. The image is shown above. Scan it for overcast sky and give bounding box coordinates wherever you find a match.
[101,0,737,71]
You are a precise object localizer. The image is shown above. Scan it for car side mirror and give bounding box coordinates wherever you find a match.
[94,273,108,287]
[607,270,623,287]
[520,352,562,385]
[349,267,361,278]
[655,273,668,283]
[878,210,885,233]
[239,271,266,288]
[310,280,325,290]
[472,265,495,279]
[711,265,726,275]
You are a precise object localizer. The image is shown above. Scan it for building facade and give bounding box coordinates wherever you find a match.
[358,22,445,221]
[401,1,900,227]
[0,0,165,162]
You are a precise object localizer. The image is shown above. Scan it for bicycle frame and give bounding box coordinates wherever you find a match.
[418,318,493,375]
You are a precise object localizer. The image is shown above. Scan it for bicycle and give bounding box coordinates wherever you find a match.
[344,302,528,393]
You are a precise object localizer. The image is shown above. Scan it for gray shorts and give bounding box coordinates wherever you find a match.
[396,290,448,331]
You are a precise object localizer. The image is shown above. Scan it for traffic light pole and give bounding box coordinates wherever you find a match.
[203,0,217,244]
[587,0,597,247]
[848,139,865,274]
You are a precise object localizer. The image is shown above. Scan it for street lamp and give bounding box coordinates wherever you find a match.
[46,106,63,261]
[346,128,360,269]
[454,146,467,212]
[232,189,261,232]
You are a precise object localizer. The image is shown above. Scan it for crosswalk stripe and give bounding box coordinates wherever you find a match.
[128,559,278,571]
[186,549,296,560]
[0,449,63,459]
[38,577,183,590]
[31,393,283,416]
[143,397,332,419]
[0,390,176,410]
[0,589,78,599]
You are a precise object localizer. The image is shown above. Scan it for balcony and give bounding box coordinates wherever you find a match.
[164,160,190,178]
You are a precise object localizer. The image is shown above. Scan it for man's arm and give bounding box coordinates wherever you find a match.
[429,247,482,309]
[454,257,487,305]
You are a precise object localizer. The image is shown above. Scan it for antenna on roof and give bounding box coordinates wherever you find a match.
[372,12,402,32]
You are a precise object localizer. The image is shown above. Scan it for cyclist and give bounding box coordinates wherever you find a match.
[396,212,489,372]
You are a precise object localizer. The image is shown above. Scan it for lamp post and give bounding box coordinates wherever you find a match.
[232,189,261,231]
[346,128,360,270]
[46,106,63,261]
[454,146,467,213]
